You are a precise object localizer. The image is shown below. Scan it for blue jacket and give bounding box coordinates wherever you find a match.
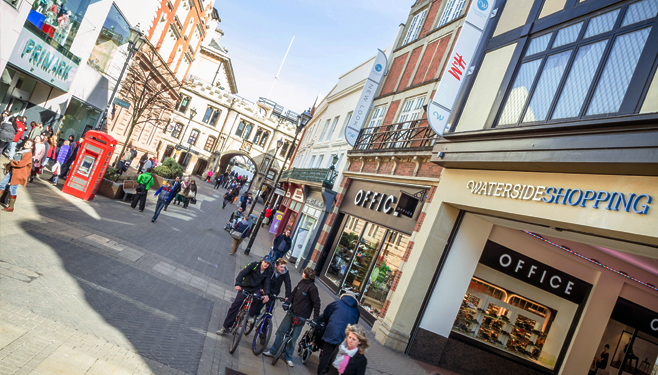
[321,294,360,345]
[273,234,292,254]
[234,219,251,239]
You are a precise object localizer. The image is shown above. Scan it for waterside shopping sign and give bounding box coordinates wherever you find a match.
[466,180,652,215]
[9,26,80,92]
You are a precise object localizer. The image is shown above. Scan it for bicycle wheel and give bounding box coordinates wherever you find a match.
[229,312,247,354]
[252,316,272,355]
[301,347,312,364]
[272,336,289,365]
[244,315,255,336]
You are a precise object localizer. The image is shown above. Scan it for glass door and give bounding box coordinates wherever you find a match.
[341,223,386,295]
[323,215,365,288]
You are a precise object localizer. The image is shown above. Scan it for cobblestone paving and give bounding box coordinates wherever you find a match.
[0,166,441,375]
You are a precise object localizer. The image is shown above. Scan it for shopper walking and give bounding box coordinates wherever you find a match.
[138,153,148,173]
[175,176,190,205]
[263,267,321,367]
[213,174,223,189]
[216,257,272,335]
[165,176,180,211]
[316,292,361,375]
[182,179,197,208]
[229,216,252,255]
[131,168,154,212]
[50,140,71,185]
[0,139,33,213]
[6,116,26,160]
[206,170,213,183]
[28,136,46,182]
[222,189,234,209]
[272,230,292,262]
[0,116,16,154]
[320,324,368,375]
[41,135,56,169]
[28,122,42,139]
[60,135,80,179]
[151,181,173,222]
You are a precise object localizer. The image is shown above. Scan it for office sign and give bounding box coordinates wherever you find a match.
[395,191,420,218]
[611,298,658,339]
[345,49,388,146]
[9,25,80,92]
[428,0,496,136]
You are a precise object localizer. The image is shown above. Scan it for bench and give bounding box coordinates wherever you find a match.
[122,180,137,201]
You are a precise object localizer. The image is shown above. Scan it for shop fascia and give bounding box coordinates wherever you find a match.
[466,180,652,215]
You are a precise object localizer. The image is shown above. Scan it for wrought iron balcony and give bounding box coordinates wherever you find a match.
[280,167,338,189]
[352,120,439,152]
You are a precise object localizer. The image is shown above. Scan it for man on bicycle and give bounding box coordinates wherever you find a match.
[216,257,272,335]
[263,267,321,367]
[251,258,292,325]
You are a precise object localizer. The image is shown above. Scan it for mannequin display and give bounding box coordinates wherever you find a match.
[53,10,72,45]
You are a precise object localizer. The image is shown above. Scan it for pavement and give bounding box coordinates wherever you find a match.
[0,161,453,375]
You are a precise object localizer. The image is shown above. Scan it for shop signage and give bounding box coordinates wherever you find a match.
[306,198,325,210]
[395,191,421,218]
[113,98,130,109]
[269,211,284,234]
[9,26,80,92]
[274,188,286,196]
[286,187,305,203]
[354,189,398,214]
[466,180,652,215]
[611,298,658,339]
[479,241,590,304]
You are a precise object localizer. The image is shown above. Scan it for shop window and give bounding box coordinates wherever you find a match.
[188,129,199,145]
[497,1,657,126]
[202,106,221,127]
[87,5,130,78]
[438,0,467,27]
[27,0,94,50]
[279,141,290,157]
[402,8,428,46]
[325,215,367,287]
[204,136,215,151]
[59,98,100,142]
[171,123,184,139]
[177,96,191,114]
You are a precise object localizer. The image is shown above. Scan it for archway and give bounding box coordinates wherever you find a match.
[217,151,259,177]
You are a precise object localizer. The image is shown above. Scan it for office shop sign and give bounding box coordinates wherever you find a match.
[9,27,79,92]
[466,180,652,215]
[480,241,590,304]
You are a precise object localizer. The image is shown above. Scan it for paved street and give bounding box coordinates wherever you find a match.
[0,166,446,375]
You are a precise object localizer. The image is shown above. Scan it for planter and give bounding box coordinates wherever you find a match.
[97,178,124,199]
[151,174,168,189]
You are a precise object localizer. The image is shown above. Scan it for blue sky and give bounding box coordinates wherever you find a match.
[213,0,411,114]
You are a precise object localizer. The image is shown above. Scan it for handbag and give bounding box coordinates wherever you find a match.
[231,230,244,240]
[136,176,152,194]
[190,197,197,205]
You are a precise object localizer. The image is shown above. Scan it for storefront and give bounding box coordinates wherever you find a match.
[319,179,428,325]
[401,169,658,375]
[275,183,305,237]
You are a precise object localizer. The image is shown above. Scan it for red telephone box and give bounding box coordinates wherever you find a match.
[62,131,117,201]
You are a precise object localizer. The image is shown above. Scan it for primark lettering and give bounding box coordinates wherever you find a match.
[21,39,73,81]
[466,180,652,215]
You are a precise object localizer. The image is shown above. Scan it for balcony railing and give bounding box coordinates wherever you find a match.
[353,120,439,152]
[280,167,338,189]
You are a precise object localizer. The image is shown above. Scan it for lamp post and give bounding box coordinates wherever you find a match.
[95,25,147,131]
[244,109,312,255]
[246,139,283,218]
[178,107,197,167]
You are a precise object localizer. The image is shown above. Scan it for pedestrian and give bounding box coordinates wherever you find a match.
[229,215,252,255]
[320,324,368,375]
[165,176,180,211]
[214,174,223,189]
[230,207,244,224]
[41,125,54,138]
[59,135,79,179]
[263,267,321,367]
[151,181,173,222]
[206,170,213,183]
[131,167,154,212]
[240,193,248,211]
[0,115,15,153]
[28,136,46,182]
[143,157,153,172]
[129,148,137,167]
[28,122,42,139]
[0,110,9,124]
[216,257,272,335]
[41,135,55,170]
[50,140,71,185]
[263,204,273,224]
[272,229,292,261]
[138,153,148,173]
[316,291,361,375]
[0,139,33,213]
[175,176,190,205]
[6,116,25,160]
[182,179,197,208]
[252,258,292,321]
[222,189,234,209]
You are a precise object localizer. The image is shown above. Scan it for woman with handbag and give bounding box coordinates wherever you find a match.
[50,140,70,185]
[183,179,197,209]
[0,139,34,213]
[175,176,190,205]
[230,217,251,255]
[28,136,46,182]
[131,168,154,212]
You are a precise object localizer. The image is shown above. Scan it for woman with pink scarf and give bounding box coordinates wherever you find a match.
[321,324,368,375]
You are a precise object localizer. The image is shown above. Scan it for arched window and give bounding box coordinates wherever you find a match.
[171,123,184,138]
[235,121,245,136]
[188,129,200,145]
[204,136,216,151]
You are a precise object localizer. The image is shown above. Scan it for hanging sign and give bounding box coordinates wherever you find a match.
[427,0,496,136]
[345,49,388,146]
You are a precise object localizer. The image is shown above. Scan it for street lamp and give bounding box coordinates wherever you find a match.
[178,107,197,167]
[245,138,284,219]
[97,25,146,132]
[244,109,312,255]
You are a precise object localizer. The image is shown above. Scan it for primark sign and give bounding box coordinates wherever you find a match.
[8,24,80,92]
[466,180,652,215]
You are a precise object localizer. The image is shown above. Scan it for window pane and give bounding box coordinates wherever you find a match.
[552,40,608,119]
[584,9,620,38]
[87,5,130,77]
[587,27,651,115]
[621,0,658,27]
[202,108,213,123]
[498,60,542,125]
[210,110,220,126]
[525,33,553,57]
[552,22,583,48]
[523,50,572,123]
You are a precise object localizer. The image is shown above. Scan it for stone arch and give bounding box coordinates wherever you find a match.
[217,150,259,176]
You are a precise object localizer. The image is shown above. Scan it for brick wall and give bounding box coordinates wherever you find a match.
[417,162,442,178]
[380,53,408,96]
[402,241,415,262]
[425,33,452,81]
[419,0,443,38]
[383,100,401,126]
[414,212,426,232]
[397,46,424,91]
[412,39,439,86]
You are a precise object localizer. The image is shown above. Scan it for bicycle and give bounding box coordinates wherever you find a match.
[251,296,286,355]
[271,310,315,366]
[298,319,323,364]
[228,290,261,354]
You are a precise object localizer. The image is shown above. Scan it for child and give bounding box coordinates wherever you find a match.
[151,181,173,222]
[50,140,70,185]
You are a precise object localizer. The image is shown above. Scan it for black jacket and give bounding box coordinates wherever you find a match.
[269,267,292,299]
[171,181,181,196]
[322,346,367,375]
[273,234,292,253]
[236,261,271,294]
[289,278,321,319]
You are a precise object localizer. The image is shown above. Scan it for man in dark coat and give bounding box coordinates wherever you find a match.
[316,292,360,375]
[272,230,292,261]
[252,258,292,322]
[217,257,272,335]
[165,176,181,211]
[264,268,321,367]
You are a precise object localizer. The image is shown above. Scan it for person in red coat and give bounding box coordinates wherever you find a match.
[0,138,34,212]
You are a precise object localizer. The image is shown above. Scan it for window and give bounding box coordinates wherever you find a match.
[88,5,130,77]
[327,116,340,142]
[188,129,200,145]
[497,2,657,126]
[177,96,191,114]
[398,96,426,123]
[340,112,353,135]
[204,136,216,151]
[202,107,220,126]
[438,0,467,27]
[27,0,94,50]
[279,141,290,157]
[316,155,324,168]
[402,9,429,45]
[235,121,253,139]
[319,119,331,142]
[171,123,184,139]
[259,131,269,147]
[309,155,316,168]
[368,105,387,128]
[253,128,263,144]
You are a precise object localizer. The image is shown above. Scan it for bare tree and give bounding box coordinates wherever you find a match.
[111,45,182,168]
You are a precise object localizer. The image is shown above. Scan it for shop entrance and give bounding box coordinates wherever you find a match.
[192,158,207,176]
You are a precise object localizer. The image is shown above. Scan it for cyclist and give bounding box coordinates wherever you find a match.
[216,256,272,335]
[251,258,292,325]
[263,267,321,367]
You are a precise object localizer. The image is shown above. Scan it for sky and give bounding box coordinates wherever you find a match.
[213,0,411,114]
